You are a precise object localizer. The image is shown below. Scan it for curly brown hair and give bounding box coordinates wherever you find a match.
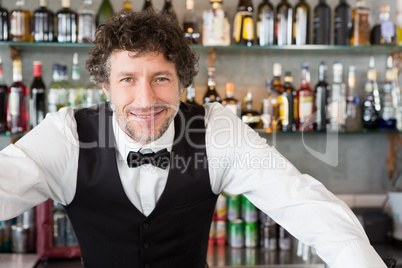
[86,11,198,89]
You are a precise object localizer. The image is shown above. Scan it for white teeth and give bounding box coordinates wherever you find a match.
[136,114,155,118]
[132,109,163,119]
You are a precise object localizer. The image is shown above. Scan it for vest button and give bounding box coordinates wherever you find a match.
[143,243,150,248]
[142,222,150,228]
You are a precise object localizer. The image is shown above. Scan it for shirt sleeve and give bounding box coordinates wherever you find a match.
[204,102,386,268]
[0,107,79,220]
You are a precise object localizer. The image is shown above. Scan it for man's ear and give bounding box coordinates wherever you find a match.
[102,84,110,99]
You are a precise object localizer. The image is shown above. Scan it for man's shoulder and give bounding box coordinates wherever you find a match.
[74,103,111,121]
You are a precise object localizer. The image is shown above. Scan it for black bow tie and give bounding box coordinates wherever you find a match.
[127,149,170,170]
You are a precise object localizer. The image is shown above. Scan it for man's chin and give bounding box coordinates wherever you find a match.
[126,125,166,144]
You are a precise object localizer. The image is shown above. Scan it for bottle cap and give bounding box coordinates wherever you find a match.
[123,1,132,10]
[186,0,194,10]
[333,61,343,72]
[273,63,282,76]
[318,62,328,73]
[301,62,309,70]
[39,0,47,7]
[380,4,390,14]
[225,82,234,95]
[284,72,293,83]
[62,0,70,8]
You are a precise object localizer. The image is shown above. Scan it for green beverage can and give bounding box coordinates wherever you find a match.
[230,247,242,265]
[229,219,244,248]
[244,222,258,248]
[245,247,257,265]
[227,195,241,221]
[241,195,258,223]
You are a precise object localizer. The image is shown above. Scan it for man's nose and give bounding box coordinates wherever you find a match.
[135,81,156,107]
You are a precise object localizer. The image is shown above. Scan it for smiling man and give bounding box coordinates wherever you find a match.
[0,11,387,268]
[106,51,181,144]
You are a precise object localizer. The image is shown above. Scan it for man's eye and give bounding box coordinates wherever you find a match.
[156,77,169,82]
[122,77,133,82]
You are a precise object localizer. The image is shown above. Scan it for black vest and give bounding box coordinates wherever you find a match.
[65,102,218,268]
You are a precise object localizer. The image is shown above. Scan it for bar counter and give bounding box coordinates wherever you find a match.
[0,243,400,268]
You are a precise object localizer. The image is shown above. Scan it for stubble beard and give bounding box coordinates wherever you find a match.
[109,96,181,144]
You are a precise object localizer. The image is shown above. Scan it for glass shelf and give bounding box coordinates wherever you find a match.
[256,129,401,136]
[0,129,399,139]
[192,44,402,54]
[0,41,400,54]
[0,132,26,138]
[0,41,94,48]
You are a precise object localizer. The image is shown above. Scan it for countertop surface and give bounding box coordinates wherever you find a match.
[0,243,400,268]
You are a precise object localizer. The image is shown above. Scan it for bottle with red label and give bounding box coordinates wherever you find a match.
[296,62,315,131]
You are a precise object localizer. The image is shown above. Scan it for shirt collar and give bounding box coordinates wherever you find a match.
[112,113,175,162]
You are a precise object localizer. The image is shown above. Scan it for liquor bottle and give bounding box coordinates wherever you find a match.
[397,0,402,45]
[241,89,262,129]
[257,0,274,46]
[261,80,279,132]
[122,1,132,12]
[142,0,155,13]
[274,69,285,131]
[293,0,310,45]
[56,0,78,43]
[9,0,33,42]
[345,66,361,131]
[30,61,46,129]
[0,1,9,41]
[7,59,29,134]
[275,0,293,46]
[77,0,96,43]
[233,0,255,47]
[60,65,71,95]
[296,62,314,132]
[271,63,282,93]
[314,62,330,131]
[370,4,396,45]
[85,78,105,107]
[313,0,331,45]
[328,61,347,131]
[350,0,371,46]
[32,0,54,42]
[183,0,200,44]
[53,202,67,247]
[385,56,402,131]
[334,0,352,45]
[202,0,231,46]
[379,56,397,129]
[48,64,67,113]
[0,57,7,133]
[221,82,241,117]
[265,63,282,131]
[203,67,221,103]
[185,84,198,105]
[96,0,114,27]
[279,71,296,132]
[69,53,85,107]
[362,57,380,129]
[162,0,177,22]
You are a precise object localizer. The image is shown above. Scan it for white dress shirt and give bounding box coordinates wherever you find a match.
[0,102,386,268]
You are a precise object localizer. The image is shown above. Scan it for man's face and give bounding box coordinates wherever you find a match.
[104,50,182,144]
